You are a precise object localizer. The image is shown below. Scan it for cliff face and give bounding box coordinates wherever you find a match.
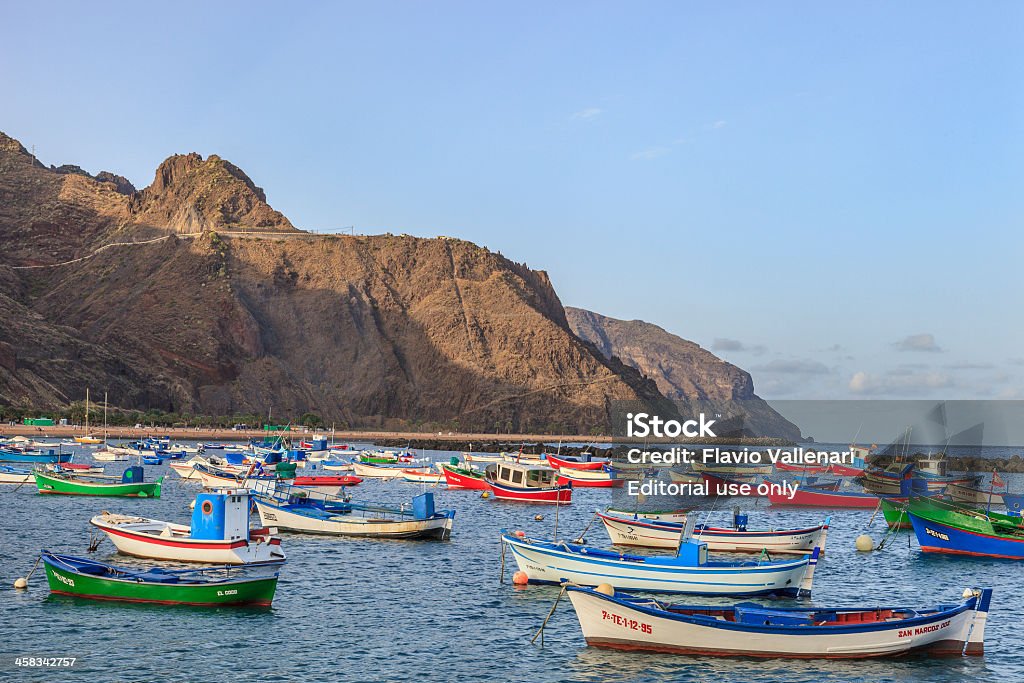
[0,130,782,434]
[566,308,801,439]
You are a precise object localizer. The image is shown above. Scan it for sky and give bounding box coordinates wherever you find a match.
[2,2,1022,401]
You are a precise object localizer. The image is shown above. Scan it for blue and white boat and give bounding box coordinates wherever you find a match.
[564,586,992,658]
[0,464,34,484]
[501,531,819,596]
[0,447,72,464]
[252,483,455,540]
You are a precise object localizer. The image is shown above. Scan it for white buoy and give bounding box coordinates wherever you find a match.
[13,578,28,589]
[855,534,874,552]
[534,514,544,521]
[595,583,615,596]
[963,588,975,599]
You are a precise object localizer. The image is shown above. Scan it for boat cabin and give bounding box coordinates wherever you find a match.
[487,462,559,488]
[192,489,253,542]
[916,456,948,477]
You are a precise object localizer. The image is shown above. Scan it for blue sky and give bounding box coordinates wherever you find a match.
[2,2,1021,400]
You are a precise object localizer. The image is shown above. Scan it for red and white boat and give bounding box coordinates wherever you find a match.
[775,462,830,475]
[440,463,490,490]
[48,462,105,474]
[546,453,609,471]
[828,463,865,477]
[767,485,887,508]
[557,466,622,488]
[485,462,571,504]
[90,489,284,564]
[402,469,443,483]
[293,475,362,493]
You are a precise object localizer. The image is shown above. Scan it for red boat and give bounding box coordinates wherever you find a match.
[293,475,362,487]
[485,462,572,504]
[767,485,887,508]
[775,462,829,475]
[545,453,609,471]
[440,464,490,490]
[828,463,865,477]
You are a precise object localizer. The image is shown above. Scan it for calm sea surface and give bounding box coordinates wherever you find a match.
[1,444,1019,682]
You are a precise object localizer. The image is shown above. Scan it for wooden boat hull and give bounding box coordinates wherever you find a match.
[487,479,572,504]
[253,497,454,539]
[557,471,622,488]
[0,466,33,484]
[501,533,816,596]
[945,482,1005,506]
[441,464,489,490]
[546,454,609,471]
[767,486,881,508]
[908,498,1024,559]
[91,514,285,564]
[880,498,912,530]
[34,472,162,498]
[42,554,279,607]
[599,513,828,554]
[565,587,990,658]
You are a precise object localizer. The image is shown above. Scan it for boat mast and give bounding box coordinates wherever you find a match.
[85,388,90,435]
[103,391,108,445]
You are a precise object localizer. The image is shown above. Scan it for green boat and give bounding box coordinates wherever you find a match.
[907,495,1024,558]
[41,551,280,606]
[357,452,400,464]
[34,466,162,498]
[880,498,912,529]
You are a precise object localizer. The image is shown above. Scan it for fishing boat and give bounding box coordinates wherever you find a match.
[829,463,865,477]
[440,463,489,490]
[93,449,129,462]
[861,457,979,495]
[564,585,991,658]
[557,466,623,488]
[546,453,609,471]
[402,469,443,484]
[667,470,703,484]
[701,471,763,496]
[880,498,912,530]
[142,454,164,465]
[485,462,571,504]
[502,452,548,466]
[767,484,884,508]
[464,453,503,465]
[605,508,689,522]
[252,484,455,540]
[357,450,409,465]
[41,551,281,607]
[352,461,417,479]
[501,531,819,596]
[34,466,162,498]
[321,460,354,472]
[945,481,1006,506]
[91,489,285,564]
[775,461,830,475]
[692,462,774,477]
[599,511,829,554]
[0,465,33,484]
[168,457,209,480]
[1004,494,1024,515]
[46,462,104,474]
[293,474,362,491]
[0,447,73,464]
[907,496,1024,559]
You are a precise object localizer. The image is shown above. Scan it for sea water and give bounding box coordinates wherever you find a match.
[0,445,1018,682]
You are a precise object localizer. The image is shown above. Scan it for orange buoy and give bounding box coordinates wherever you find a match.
[512,571,529,585]
[514,529,527,538]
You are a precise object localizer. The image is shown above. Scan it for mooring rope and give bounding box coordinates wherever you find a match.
[531,585,568,647]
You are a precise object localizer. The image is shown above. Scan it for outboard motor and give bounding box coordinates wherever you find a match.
[733,508,748,531]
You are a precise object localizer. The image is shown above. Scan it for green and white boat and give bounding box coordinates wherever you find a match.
[41,551,280,606]
[34,465,162,498]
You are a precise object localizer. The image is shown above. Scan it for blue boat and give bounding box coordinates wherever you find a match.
[142,454,164,465]
[908,496,1024,559]
[1003,494,1024,516]
[0,448,73,464]
[502,530,819,596]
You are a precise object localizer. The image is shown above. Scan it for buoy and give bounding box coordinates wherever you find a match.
[534,514,544,521]
[572,537,586,545]
[480,491,491,499]
[963,588,975,599]
[13,577,28,589]
[514,529,527,538]
[595,583,615,596]
[855,534,874,552]
[512,571,529,585]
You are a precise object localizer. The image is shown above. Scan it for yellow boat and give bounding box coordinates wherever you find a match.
[74,435,103,444]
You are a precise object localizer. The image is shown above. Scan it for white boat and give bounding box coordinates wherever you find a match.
[91,490,285,565]
[351,461,412,479]
[169,457,206,480]
[564,586,991,658]
[402,468,443,483]
[667,470,702,484]
[0,465,33,484]
[253,484,455,540]
[93,449,129,462]
[945,481,1006,506]
[501,531,818,596]
[599,512,830,554]
[605,508,689,522]
[465,453,503,464]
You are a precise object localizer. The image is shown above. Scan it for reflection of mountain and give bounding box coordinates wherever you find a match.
[567,308,802,439]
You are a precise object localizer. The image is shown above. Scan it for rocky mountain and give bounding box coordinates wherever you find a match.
[567,308,801,439]
[0,130,793,435]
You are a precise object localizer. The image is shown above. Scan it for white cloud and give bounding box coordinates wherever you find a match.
[571,107,602,120]
[630,146,670,161]
[711,120,727,129]
[754,359,830,375]
[848,370,953,395]
[892,333,942,353]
